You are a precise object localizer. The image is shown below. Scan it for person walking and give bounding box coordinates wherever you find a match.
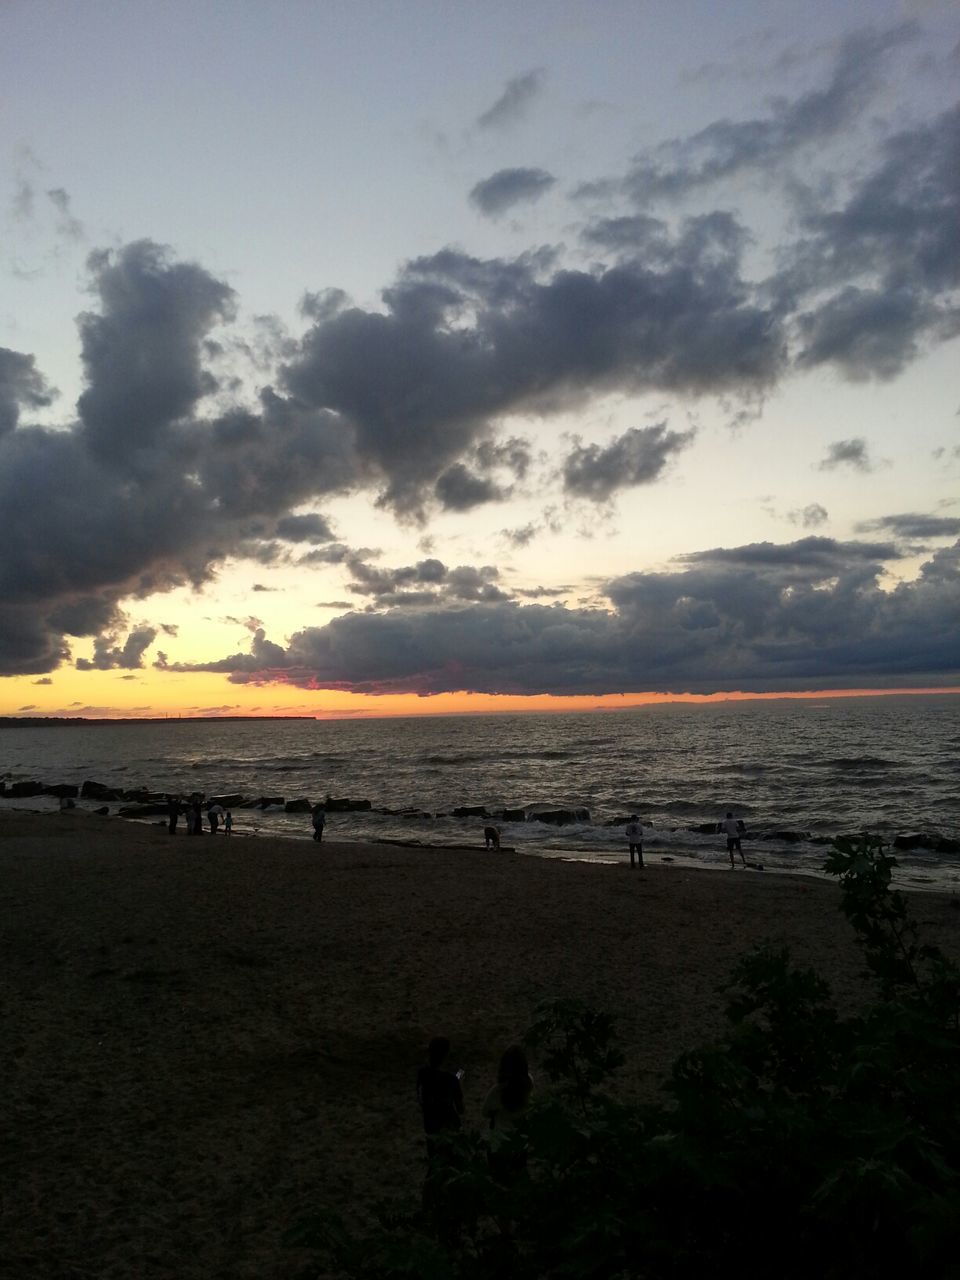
[625,815,644,869]
[311,803,326,843]
[719,811,746,868]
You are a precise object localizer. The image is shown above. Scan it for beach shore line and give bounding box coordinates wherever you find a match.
[3,808,958,1278]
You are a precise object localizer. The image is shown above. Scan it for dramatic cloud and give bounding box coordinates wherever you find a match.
[562,423,694,500]
[282,230,785,516]
[470,168,556,217]
[166,536,960,695]
[477,69,544,130]
[75,625,157,670]
[0,348,56,435]
[818,438,873,471]
[434,463,505,511]
[274,512,336,543]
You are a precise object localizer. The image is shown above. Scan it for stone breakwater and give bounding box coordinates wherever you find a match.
[2,776,959,855]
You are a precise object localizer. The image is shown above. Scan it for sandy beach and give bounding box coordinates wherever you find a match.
[2,809,957,1279]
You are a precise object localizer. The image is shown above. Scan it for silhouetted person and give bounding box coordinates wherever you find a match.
[719,811,746,868]
[483,1045,533,1182]
[483,824,500,849]
[224,810,233,835]
[207,802,224,834]
[167,794,180,835]
[311,804,326,842]
[417,1036,464,1149]
[625,814,644,868]
[191,796,203,835]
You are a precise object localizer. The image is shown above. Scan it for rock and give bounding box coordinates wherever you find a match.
[763,830,810,844]
[935,836,960,854]
[690,823,718,835]
[527,807,590,825]
[500,808,526,822]
[208,793,244,809]
[258,796,285,809]
[81,780,120,801]
[7,780,44,797]
[284,798,313,813]
[325,798,372,812]
[453,805,489,818]
[93,806,110,816]
[43,783,79,799]
[118,804,171,818]
[894,833,935,851]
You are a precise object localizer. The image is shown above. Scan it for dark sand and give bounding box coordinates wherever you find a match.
[2,809,957,1278]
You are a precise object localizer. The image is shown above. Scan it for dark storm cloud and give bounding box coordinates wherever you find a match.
[469,168,556,217]
[477,69,544,130]
[434,463,505,511]
[817,438,873,471]
[75,625,157,670]
[856,513,960,539]
[274,512,335,543]
[282,230,786,516]
[157,626,287,674]
[582,25,915,207]
[170,535,959,695]
[562,423,694,501]
[0,348,56,434]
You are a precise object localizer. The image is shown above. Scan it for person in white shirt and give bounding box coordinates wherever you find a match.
[625,815,644,869]
[719,811,746,868]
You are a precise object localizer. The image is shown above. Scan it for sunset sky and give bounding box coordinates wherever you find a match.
[2,0,958,719]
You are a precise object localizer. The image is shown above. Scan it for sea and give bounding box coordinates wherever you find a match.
[2,696,959,892]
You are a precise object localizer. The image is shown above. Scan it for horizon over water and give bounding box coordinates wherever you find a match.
[2,694,958,892]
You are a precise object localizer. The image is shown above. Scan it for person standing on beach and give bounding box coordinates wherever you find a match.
[224,810,233,835]
[719,811,746,868]
[417,1036,464,1147]
[625,815,644,869]
[311,803,326,843]
[191,795,203,835]
[167,794,180,836]
[483,824,500,850]
[207,802,224,835]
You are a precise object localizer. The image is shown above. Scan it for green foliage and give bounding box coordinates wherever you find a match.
[289,836,960,1279]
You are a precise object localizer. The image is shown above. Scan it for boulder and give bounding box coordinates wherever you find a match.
[935,835,960,854]
[325,798,372,812]
[43,783,79,799]
[690,822,718,835]
[894,833,934,851]
[453,805,489,818]
[93,806,110,816]
[8,780,44,797]
[81,780,120,801]
[285,798,313,813]
[500,808,526,822]
[208,793,244,809]
[258,796,285,809]
[527,807,590,826]
[118,804,170,819]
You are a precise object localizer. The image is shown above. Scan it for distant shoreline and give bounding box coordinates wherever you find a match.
[0,715,315,728]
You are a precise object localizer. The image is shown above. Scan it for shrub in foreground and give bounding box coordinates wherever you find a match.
[287,836,960,1278]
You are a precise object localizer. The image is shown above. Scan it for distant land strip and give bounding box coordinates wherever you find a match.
[0,716,315,728]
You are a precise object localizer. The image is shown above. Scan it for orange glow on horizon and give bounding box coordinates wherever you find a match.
[2,673,958,722]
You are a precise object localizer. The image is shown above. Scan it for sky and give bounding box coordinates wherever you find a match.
[1,0,959,719]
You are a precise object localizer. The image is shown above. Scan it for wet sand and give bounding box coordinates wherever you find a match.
[2,808,957,1278]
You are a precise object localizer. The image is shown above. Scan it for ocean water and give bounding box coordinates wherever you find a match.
[2,696,959,890]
